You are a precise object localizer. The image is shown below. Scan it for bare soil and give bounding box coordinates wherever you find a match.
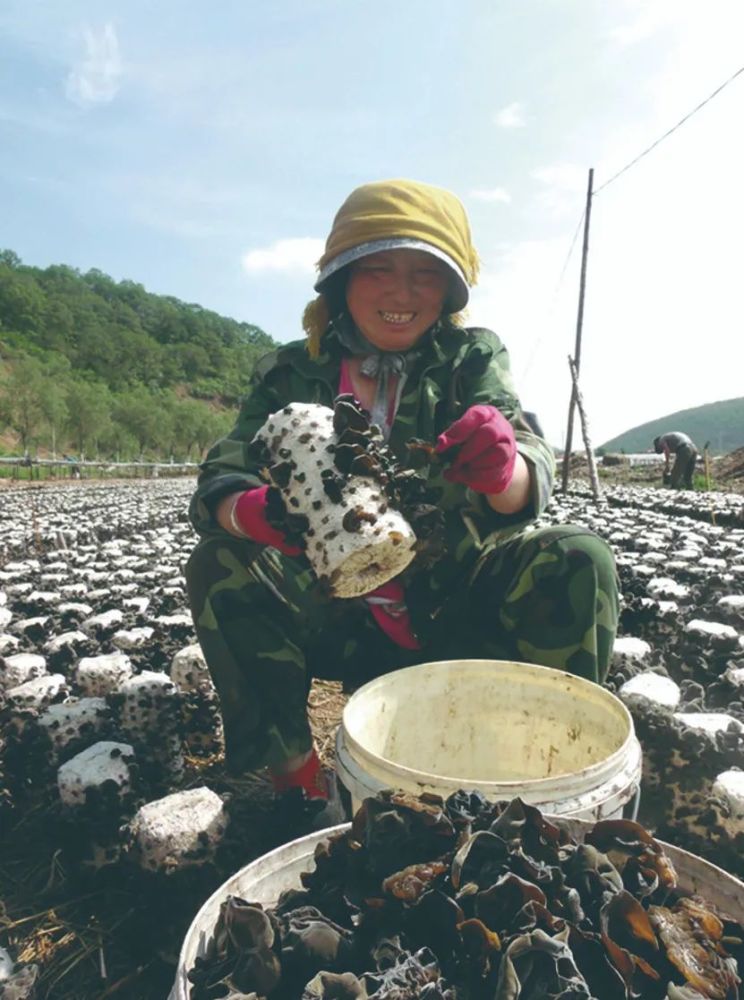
[565,452,744,493]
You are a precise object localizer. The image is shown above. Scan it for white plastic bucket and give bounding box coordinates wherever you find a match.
[335,659,642,819]
[169,820,744,1000]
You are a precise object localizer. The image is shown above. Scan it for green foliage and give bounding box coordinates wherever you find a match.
[112,385,163,456]
[0,249,280,461]
[0,358,236,462]
[64,377,113,456]
[600,397,744,456]
[0,355,48,450]
[0,250,277,402]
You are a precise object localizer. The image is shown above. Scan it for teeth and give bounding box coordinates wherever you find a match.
[380,312,415,324]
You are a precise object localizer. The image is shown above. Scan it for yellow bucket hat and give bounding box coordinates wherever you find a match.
[303,178,480,356]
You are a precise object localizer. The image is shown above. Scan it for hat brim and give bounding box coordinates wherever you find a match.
[314,237,470,312]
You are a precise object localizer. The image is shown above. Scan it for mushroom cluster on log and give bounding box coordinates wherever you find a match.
[249,396,444,597]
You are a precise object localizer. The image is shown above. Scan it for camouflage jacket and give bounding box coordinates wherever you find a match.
[189,320,555,618]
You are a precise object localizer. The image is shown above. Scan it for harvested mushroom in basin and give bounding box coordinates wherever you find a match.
[189,792,743,999]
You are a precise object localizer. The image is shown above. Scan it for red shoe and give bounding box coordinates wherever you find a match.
[270,749,328,801]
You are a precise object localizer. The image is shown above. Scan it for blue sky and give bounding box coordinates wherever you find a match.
[2,0,743,447]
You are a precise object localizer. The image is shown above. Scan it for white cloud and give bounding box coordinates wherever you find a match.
[530,163,588,218]
[469,187,512,204]
[531,164,587,193]
[242,237,324,275]
[606,1,671,46]
[65,23,122,108]
[493,102,525,128]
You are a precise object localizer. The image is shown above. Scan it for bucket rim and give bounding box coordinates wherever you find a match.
[335,724,643,814]
[341,659,636,791]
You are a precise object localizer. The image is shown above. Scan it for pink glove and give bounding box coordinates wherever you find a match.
[231,486,302,556]
[364,579,420,650]
[435,404,517,494]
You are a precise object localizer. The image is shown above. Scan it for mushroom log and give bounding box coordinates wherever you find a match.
[251,400,417,598]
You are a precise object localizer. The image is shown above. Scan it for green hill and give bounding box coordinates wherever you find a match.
[0,249,276,400]
[0,249,279,460]
[600,397,744,456]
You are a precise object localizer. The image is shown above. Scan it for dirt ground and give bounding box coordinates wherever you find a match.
[588,447,744,492]
[714,445,744,487]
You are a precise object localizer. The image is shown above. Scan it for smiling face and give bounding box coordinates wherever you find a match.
[344,248,450,351]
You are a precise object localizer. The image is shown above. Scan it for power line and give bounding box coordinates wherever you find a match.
[553,210,585,296]
[594,63,744,195]
[520,209,585,382]
[522,64,744,383]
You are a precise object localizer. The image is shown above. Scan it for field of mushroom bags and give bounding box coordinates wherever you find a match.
[0,476,743,999]
[545,484,744,878]
[0,480,282,998]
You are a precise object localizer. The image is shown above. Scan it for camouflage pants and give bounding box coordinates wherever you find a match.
[669,444,697,489]
[185,525,618,773]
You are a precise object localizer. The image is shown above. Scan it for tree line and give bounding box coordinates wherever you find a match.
[0,249,279,460]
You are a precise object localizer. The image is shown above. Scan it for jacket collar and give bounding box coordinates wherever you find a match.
[276,317,470,390]
[317,315,464,372]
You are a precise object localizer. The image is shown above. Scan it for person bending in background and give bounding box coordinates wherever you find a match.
[654,431,698,489]
[185,179,619,817]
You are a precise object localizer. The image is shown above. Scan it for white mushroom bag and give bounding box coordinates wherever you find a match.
[251,401,417,598]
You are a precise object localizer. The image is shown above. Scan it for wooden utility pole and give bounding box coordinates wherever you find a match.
[703,441,716,526]
[561,167,594,492]
[568,356,601,502]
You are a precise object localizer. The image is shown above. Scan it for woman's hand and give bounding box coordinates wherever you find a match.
[435,405,532,514]
[217,486,302,556]
[435,404,517,494]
